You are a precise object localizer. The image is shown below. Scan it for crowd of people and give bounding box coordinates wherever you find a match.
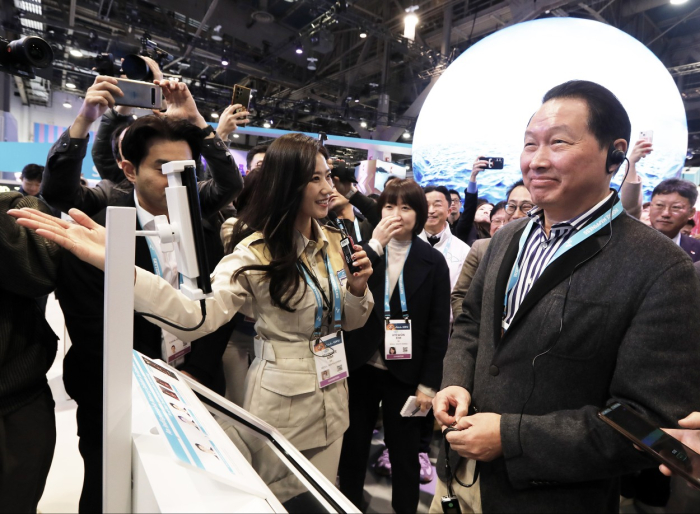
[2,64,700,514]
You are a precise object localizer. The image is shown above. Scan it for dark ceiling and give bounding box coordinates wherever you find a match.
[3,0,700,158]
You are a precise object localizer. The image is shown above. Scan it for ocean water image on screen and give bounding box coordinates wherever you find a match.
[413,18,688,204]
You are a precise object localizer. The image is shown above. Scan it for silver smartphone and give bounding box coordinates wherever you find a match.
[114,78,163,109]
[640,130,654,144]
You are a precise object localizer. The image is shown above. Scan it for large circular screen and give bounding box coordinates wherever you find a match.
[413,18,687,203]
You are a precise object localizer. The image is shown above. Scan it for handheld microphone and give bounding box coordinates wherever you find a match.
[327,211,360,274]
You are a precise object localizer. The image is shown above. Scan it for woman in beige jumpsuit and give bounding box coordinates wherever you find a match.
[12,133,374,501]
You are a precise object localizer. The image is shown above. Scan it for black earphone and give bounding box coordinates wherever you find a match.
[606,143,626,174]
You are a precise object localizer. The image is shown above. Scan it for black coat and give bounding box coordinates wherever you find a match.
[441,199,700,513]
[680,233,700,262]
[59,191,234,407]
[345,236,451,390]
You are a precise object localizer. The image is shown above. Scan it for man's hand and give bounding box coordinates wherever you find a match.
[470,157,490,182]
[156,79,208,130]
[415,389,434,412]
[433,385,471,428]
[215,104,250,139]
[371,216,403,247]
[332,176,354,197]
[629,139,653,165]
[445,413,503,461]
[660,412,700,476]
[70,76,123,139]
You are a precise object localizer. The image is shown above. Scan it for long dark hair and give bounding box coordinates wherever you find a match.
[227,133,329,312]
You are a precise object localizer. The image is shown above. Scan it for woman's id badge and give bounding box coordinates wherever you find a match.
[314,332,349,388]
[385,319,412,359]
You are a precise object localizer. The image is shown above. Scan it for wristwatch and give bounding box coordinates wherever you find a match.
[199,125,215,139]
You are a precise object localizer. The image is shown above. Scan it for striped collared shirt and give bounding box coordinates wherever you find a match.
[503,191,615,329]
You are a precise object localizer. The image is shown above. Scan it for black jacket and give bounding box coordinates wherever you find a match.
[440,199,700,512]
[0,193,60,415]
[345,236,451,390]
[59,191,234,407]
[41,128,243,218]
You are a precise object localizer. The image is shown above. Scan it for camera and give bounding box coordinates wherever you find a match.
[121,37,173,81]
[0,36,54,79]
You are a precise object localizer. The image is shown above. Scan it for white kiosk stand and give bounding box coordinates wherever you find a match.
[102,161,358,513]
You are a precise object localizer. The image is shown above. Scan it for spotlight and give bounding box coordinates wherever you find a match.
[402,130,411,139]
[307,57,317,71]
[360,121,367,128]
[211,112,219,119]
[65,82,76,89]
[211,25,223,42]
[70,48,83,58]
[354,97,360,103]
[62,101,72,108]
[671,0,688,4]
[295,43,303,54]
[221,55,229,66]
[359,28,367,39]
[233,133,240,138]
[263,122,271,128]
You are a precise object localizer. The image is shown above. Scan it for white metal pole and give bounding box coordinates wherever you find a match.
[103,206,137,513]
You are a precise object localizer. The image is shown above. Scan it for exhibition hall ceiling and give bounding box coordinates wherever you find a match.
[2,0,700,154]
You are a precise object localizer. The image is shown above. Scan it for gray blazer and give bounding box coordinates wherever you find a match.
[440,205,700,513]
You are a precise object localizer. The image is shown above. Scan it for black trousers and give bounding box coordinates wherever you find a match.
[0,386,56,513]
[338,365,423,514]
[75,402,103,513]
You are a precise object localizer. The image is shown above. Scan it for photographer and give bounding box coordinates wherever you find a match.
[41,75,243,219]
[453,157,493,245]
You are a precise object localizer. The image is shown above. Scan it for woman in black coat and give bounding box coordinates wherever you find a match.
[338,179,451,513]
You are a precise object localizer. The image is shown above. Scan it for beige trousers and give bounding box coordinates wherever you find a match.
[429,459,482,514]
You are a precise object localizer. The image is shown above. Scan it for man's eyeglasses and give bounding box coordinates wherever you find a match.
[505,202,534,215]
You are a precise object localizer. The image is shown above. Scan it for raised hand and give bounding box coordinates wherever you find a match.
[371,216,403,247]
[71,76,123,138]
[215,104,250,139]
[156,79,208,129]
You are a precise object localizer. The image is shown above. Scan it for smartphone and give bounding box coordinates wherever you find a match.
[640,130,654,144]
[114,78,163,109]
[599,402,700,488]
[483,157,504,170]
[231,84,251,113]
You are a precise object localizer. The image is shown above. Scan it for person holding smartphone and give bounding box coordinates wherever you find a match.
[11,133,374,504]
[337,179,451,513]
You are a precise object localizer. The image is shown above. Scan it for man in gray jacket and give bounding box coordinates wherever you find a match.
[431,80,700,513]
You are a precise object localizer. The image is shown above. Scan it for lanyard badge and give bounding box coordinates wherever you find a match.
[300,252,349,388]
[384,244,413,360]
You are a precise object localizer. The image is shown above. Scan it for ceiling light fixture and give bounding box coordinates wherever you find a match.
[65,82,76,89]
[295,43,303,54]
[233,133,240,138]
[402,130,411,139]
[359,28,367,39]
[211,25,223,42]
[360,121,367,128]
[670,0,688,4]
[211,112,219,119]
[263,122,271,128]
[404,6,419,41]
[69,48,83,58]
[221,54,229,66]
[62,101,72,108]
[307,57,318,71]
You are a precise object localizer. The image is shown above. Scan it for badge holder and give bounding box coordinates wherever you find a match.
[300,253,350,389]
[384,243,413,360]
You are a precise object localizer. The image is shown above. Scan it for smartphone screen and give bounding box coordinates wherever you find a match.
[599,402,700,487]
[231,85,251,113]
